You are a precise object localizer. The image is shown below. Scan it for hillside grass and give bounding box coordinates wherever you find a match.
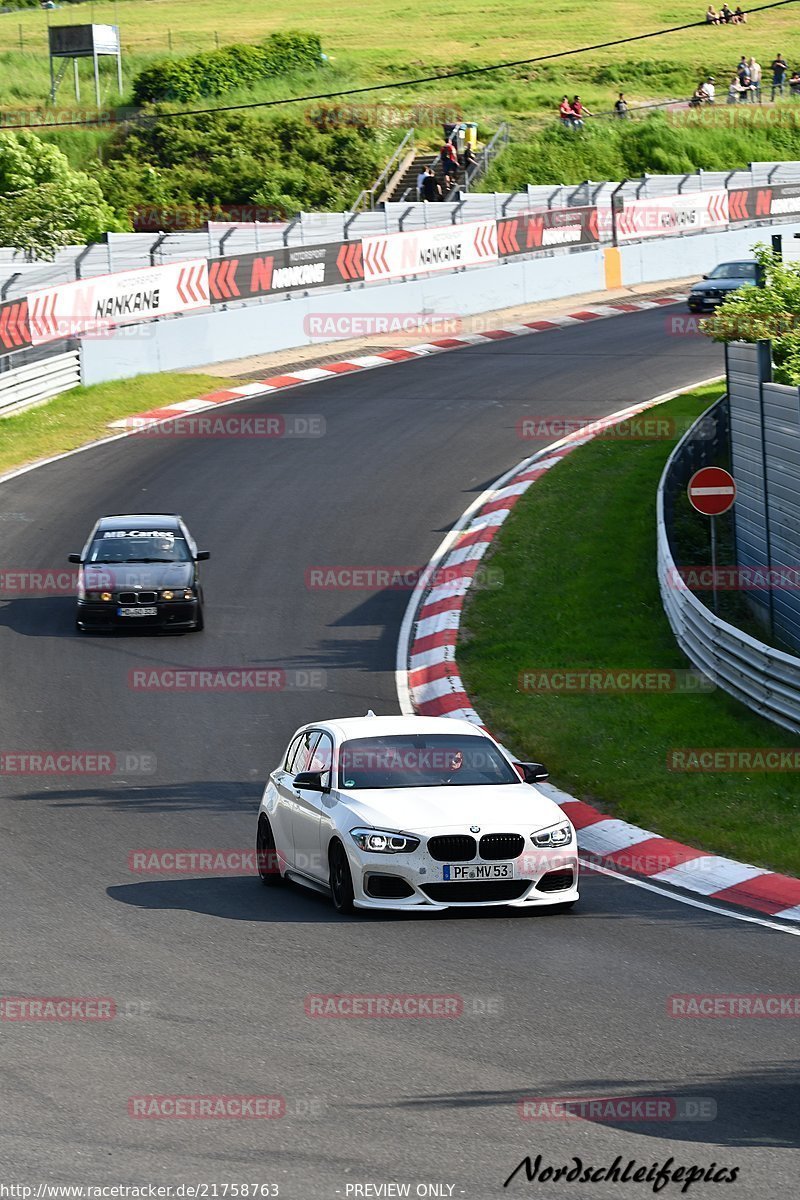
[458,384,800,877]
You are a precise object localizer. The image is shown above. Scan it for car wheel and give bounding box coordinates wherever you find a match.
[328,840,355,914]
[256,815,282,887]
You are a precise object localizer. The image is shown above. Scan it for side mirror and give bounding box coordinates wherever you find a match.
[515,761,549,784]
[68,553,82,564]
[294,770,324,791]
[702,274,710,280]
[196,550,210,561]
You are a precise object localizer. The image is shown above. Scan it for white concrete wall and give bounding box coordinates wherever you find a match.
[80,220,800,386]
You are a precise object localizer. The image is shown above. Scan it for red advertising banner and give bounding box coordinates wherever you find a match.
[0,298,31,353]
[497,208,600,256]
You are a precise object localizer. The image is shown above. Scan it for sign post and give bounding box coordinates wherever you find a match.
[688,467,737,614]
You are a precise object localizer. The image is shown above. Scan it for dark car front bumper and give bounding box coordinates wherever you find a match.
[76,598,200,631]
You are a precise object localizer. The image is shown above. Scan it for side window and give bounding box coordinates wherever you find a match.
[308,732,333,787]
[284,736,305,773]
[292,731,322,776]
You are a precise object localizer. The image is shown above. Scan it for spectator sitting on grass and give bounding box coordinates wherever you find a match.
[705,5,719,23]
[790,69,800,98]
[720,3,733,21]
[733,5,746,21]
[704,76,716,101]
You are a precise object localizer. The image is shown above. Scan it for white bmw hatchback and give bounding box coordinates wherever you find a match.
[256,714,579,914]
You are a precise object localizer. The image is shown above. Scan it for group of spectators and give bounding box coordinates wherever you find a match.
[704,4,747,23]
[690,53,800,106]
[558,95,593,129]
[416,140,480,201]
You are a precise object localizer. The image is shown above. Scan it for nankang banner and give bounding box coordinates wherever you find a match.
[208,241,363,304]
[613,191,729,242]
[27,260,210,344]
[497,208,599,256]
[361,220,498,283]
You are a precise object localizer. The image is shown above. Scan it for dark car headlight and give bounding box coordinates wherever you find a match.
[160,588,194,600]
[85,590,114,602]
[350,828,420,854]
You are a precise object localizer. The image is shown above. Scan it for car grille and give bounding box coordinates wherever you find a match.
[118,591,158,604]
[422,880,529,903]
[479,833,525,860]
[427,835,477,862]
[537,870,575,893]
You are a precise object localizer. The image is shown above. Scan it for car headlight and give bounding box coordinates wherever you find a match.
[160,588,193,600]
[349,828,420,854]
[532,822,573,847]
[86,590,114,602]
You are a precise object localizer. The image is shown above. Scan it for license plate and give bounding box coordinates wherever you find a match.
[118,607,158,617]
[442,862,514,881]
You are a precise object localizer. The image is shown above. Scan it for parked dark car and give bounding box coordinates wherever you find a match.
[69,514,208,632]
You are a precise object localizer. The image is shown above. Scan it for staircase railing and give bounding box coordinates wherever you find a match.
[352,129,416,213]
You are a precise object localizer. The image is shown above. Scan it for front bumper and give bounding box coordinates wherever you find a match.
[76,598,200,631]
[345,836,580,911]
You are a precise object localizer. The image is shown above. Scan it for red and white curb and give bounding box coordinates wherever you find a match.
[396,386,800,925]
[108,294,687,429]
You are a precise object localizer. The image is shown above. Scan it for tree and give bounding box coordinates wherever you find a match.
[0,131,120,257]
[702,244,800,386]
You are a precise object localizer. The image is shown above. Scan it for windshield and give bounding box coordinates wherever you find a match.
[87,530,192,564]
[708,263,757,280]
[338,734,519,789]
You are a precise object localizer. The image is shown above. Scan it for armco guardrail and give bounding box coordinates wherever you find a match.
[657,398,800,735]
[2,159,800,301]
[0,347,80,416]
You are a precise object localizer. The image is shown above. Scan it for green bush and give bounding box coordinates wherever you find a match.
[99,110,388,223]
[131,32,323,105]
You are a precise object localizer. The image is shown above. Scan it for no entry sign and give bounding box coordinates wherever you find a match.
[687,467,736,516]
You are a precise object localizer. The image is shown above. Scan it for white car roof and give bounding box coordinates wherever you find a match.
[303,714,495,742]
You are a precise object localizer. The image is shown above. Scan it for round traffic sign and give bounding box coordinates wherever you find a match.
[687,466,736,516]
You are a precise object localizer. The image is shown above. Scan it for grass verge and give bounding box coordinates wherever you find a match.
[458,383,799,877]
[0,372,225,476]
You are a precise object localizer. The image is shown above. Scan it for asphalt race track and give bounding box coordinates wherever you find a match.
[0,308,796,1198]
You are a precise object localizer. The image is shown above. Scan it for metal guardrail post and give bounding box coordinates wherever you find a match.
[74,244,92,281]
[1,272,21,301]
[610,180,627,248]
[149,233,168,266]
[282,215,301,247]
[218,228,236,256]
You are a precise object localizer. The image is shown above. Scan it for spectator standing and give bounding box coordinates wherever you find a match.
[421,166,441,202]
[727,75,743,103]
[614,92,629,117]
[461,144,479,176]
[571,95,592,128]
[559,95,574,127]
[416,165,427,202]
[737,56,749,82]
[771,54,788,99]
[748,58,761,102]
[704,76,716,102]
